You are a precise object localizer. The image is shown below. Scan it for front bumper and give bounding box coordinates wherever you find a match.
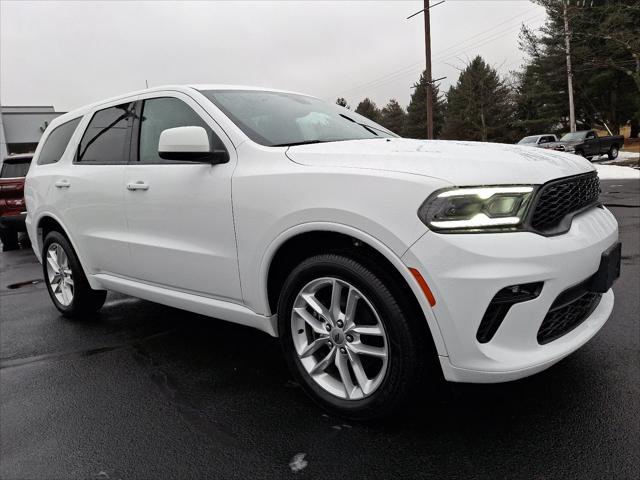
[402,205,618,383]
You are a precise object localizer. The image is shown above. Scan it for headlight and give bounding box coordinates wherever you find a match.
[418,186,534,232]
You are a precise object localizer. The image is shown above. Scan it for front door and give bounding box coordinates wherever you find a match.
[123,93,241,302]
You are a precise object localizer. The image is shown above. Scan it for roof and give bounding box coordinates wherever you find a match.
[2,153,33,162]
[1,106,58,114]
[45,84,318,134]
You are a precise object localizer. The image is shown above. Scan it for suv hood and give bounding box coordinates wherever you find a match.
[285,138,594,185]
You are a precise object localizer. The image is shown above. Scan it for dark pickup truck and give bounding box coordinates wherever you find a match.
[0,154,32,251]
[548,130,624,160]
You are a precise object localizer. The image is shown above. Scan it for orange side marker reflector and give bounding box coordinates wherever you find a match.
[409,268,436,307]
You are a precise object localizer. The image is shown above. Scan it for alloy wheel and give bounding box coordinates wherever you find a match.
[46,242,74,306]
[291,277,389,400]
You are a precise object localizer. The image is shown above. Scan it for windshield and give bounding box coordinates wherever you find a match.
[518,136,538,144]
[1,159,32,178]
[199,90,396,147]
[560,132,586,142]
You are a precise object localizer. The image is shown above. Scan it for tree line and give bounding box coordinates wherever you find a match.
[339,0,639,142]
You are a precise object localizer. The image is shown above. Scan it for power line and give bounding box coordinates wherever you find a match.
[342,13,544,98]
[340,11,545,98]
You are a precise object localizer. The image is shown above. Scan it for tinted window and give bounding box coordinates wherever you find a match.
[37,118,81,165]
[1,159,32,178]
[199,90,395,147]
[586,131,596,139]
[137,97,224,163]
[76,103,135,163]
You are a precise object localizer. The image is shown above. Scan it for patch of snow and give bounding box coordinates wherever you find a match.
[595,164,640,180]
[618,151,640,161]
[289,453,308,474]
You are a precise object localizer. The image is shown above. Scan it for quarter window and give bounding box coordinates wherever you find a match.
[76,103,136,163]
[138,97,224,163]
[37,117,81,165]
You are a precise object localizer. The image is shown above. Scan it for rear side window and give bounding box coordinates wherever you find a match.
[1,160,31,178]
[137,97,225,164]
[76,102,135,163]
[37,117,81,165]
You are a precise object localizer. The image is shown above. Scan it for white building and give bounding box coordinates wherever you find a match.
[1,105,66,159]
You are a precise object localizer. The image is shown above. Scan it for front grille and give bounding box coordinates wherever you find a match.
[537,292,602,345]
[530,172,600,234]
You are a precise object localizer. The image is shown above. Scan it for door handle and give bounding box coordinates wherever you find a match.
[54,179,70,188]
[127,181,149,191]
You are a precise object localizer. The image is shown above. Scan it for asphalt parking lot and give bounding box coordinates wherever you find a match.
[1,179,638,480]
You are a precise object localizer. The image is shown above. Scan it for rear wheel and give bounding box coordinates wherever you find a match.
[42,231,106,317]
[278,253,430,420]
[608,145,619,160]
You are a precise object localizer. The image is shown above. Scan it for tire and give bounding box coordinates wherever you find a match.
[0,229,19,251]
[278,253,430,420]
[42,231,106,317]
[608,145,619,160]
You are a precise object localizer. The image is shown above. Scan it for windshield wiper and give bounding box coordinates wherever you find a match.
[339,114,385,136]
[272,140,328,147]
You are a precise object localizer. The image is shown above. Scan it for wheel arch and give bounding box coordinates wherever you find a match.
[261,223,448,356]
[35,213,101,290]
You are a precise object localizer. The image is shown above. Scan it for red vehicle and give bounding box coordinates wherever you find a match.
[0,154,33,251]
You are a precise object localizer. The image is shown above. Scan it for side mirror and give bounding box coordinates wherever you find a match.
[158,126,229,164]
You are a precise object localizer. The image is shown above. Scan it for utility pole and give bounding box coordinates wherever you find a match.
[563,1,576,132]
[423,0,433,139]
[408,0,443,140]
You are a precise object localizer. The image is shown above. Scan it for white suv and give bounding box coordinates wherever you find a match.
[25,85,620,419]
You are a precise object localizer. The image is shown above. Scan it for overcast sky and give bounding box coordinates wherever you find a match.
[1,0,546,112]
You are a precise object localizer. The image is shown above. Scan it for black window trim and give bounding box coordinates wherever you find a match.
[36,116,82,166]
[73,102,136,165]
[131,96,228,165]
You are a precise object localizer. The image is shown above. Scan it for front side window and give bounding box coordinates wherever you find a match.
[76,103,135,163]
[37,117,81,165]
[199,89,395,147]
[137,97,224,163]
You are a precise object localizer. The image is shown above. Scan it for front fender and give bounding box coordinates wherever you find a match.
[254,221,448,356]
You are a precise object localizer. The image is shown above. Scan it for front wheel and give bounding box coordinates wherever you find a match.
[42,231,106,317]
[608,145,619,160]
[278,253,430,420]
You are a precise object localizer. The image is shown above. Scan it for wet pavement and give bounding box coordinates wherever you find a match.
[1,179,638,479]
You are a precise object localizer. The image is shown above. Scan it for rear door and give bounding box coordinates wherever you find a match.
[123,92,241,301]
[54,100,135,275]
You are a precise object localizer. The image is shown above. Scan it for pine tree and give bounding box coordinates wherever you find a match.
[404,71,446,139]
[515,1,640,136]
[336,97,350,109]
[379,99,406,135]
[441,56,514,142]
[354,98,381,123]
